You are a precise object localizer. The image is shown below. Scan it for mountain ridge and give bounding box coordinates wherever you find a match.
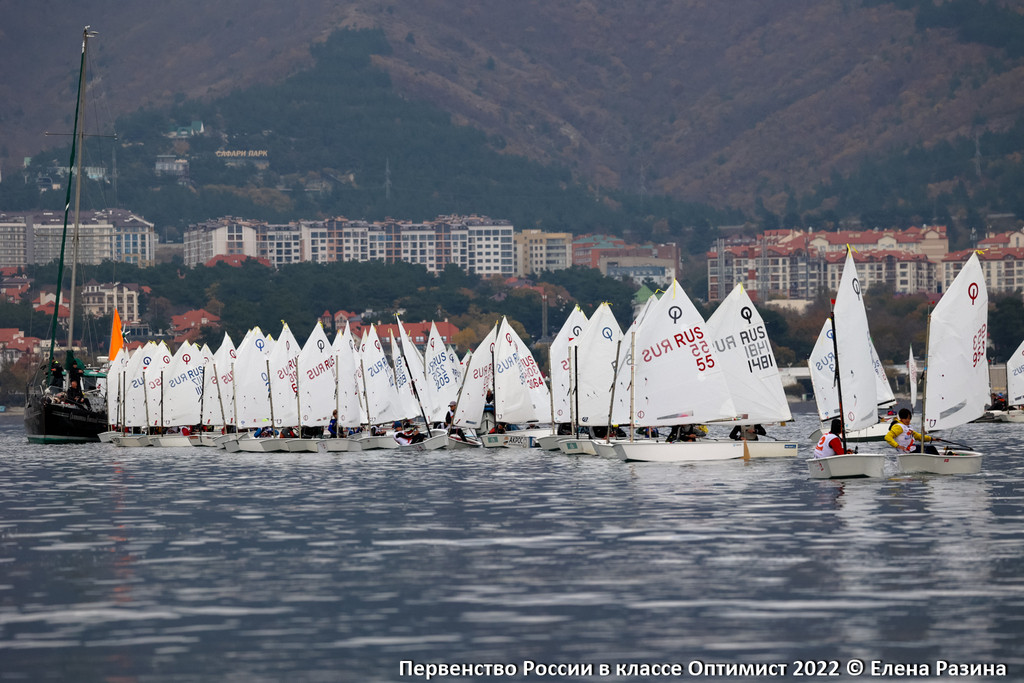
[2,0,1023,216]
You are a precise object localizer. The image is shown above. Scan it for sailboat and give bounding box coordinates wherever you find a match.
[807,248,887,479]
[899,252,986,474]
[610,280,744,462]
[24,28,108,444]
[1003,338,1024,421]
[535,306,587,451]
[556,303,623,455]
[481,317,551,448]
[706,284,799,457]
[807,318,896,443]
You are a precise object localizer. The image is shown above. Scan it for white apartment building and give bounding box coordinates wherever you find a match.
[183,217,261,266]
[79,281,141,322]
[0,209,156,267]
[184,215,516,276]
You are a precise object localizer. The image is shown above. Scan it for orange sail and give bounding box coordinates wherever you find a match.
[108,308,124,360]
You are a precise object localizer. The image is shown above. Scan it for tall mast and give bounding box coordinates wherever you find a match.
[48,27,94,364]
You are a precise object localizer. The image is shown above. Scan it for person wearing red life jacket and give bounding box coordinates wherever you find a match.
[814,418,846,458]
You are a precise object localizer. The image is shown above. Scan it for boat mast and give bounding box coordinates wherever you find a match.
[920,311,932,439]
[48,28,94,366]
[827,309,849,451]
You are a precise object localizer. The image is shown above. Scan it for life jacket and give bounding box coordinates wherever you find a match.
[889,422,916,451]
[814,433,842,458]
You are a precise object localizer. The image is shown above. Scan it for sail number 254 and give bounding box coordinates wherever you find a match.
[972,323,987,368]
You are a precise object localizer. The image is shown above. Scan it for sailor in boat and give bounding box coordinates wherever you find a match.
[813,419,846,458]
[48,359,64,388]
[884,408,938,454]
[64,380,90,409]
[394,424,426,445]
[666,424,707,442]
[730,424,766,441]
[445,401,468,441]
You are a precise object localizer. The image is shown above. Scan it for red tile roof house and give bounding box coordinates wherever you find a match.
[0,328,44,365]
[170,309,221,344]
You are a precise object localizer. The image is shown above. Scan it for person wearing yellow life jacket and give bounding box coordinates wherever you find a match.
[885,408,938,454]
[814,418,846,458]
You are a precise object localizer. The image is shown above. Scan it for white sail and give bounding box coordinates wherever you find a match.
[610,296,656,425]
[924,251,989,431]
[573,303,623,426]
[422,322,460,420]
[1007,339,1024,407]
[360,325,403,425]
[870,340,896,407]
[106,348,128,427]
[627,280,734,426]
[123,343,157,428]
[706,284,792,424]
[297,323,336,427]
[204,333,236,427]
[808,318,840,422]
[908,344,919,408]
[494,317,549,424]
[390,330,423,420]
[453,325,497,429]
[268,323,300,427]
[161,342,204,427]
[448,345,464,388]
[143,342,172,428]
[234,327,273,430]
[832,249,879,431]
[548,306,588,425]
[332,324,365,428]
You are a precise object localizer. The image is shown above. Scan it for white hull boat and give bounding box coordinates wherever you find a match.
[743,440,801,458]
[213,433,240,450]
[397,433,448,452]
[534,434,565,451]
[482,428,549,448]
[147,434,193,448]
[188,433,221,447]
[992,410,1024,423]
[806,453,886,479]
[613,439,745,463]
[110,434,151,448]
[314,437,363,452]
[235,435,288,452]
[98,430,118,443]
[557,438,598,455]
[445,434,481,449]
[352,434,398,450]
[898,449,982,475]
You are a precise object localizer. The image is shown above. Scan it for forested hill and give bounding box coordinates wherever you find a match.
[3,1,1024,241]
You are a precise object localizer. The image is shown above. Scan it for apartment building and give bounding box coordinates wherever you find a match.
[514,229,572,276]
[184,215,516,276]
[0,209,156,267]
[707,226,951,302]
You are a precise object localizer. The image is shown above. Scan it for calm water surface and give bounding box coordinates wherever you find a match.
[1,411,1022,682]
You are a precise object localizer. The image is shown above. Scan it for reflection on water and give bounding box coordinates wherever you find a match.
[1,411,1023,680]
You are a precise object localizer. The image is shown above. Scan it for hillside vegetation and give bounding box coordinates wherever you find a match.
[2,1,1023,244]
